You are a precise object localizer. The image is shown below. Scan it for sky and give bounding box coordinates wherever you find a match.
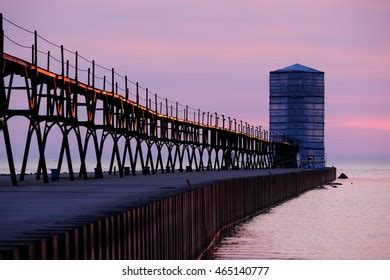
[2,0,390,161]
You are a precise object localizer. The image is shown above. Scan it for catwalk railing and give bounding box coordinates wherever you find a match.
[0,14,298,186]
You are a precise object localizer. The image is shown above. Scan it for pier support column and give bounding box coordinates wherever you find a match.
[0,13,17,186]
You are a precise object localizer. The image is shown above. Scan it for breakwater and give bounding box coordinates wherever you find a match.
[0,168,336,259]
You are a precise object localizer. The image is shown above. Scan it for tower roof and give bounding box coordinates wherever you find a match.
[271,63,323,73]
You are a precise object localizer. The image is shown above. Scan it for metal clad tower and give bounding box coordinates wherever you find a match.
[269,64,325,168]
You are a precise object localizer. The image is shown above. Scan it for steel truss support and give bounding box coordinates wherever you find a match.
[0,50,298,186]
[1,14,17,186]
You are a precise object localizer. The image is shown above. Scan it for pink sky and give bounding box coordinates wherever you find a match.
[2,0,390,160]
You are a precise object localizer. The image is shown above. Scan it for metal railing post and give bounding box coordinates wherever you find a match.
[92,60,95,89]
[136,82,139,106]
[125,76,128,100]
[75,51,78,81]
[111,68,114,93]
[0,13,3,64]
[165,98,168,116]
[61,45,64,77]
[34,30,37,67]
[46,51,50,70]
[146,88,148,109]
[154,94,157,113]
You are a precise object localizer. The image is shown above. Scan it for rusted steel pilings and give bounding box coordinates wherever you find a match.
[0,168,336,260]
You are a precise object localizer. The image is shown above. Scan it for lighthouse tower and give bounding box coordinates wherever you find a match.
[269,64,325,168]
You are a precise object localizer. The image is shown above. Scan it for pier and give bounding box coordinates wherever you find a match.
[0,14,296,187]
[0,14,337,260]
[0,168,336,259]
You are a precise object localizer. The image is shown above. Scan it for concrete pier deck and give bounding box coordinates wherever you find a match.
[0,168,336,259]
[0,169,297,241]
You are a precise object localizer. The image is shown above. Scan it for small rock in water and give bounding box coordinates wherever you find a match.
[338,173,348,179]
[332,185,337,188]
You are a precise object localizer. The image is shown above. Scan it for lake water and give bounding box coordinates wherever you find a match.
[208,160,390,259]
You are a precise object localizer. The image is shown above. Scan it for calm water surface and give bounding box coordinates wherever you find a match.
[209,160,390,259]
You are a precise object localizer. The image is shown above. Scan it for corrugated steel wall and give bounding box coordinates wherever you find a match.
[0,168,336,260]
